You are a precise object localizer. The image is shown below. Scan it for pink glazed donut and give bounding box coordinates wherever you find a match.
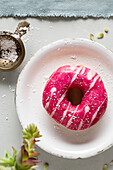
[42,65,108,130]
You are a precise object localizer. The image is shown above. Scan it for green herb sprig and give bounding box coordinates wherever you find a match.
[0,124,42,170]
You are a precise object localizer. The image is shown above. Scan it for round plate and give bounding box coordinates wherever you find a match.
[16,38,113,159]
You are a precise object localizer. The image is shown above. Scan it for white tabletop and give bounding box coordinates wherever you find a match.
[0,17,113,170]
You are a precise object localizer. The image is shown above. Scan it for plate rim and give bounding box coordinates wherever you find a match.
[15,38,113,159]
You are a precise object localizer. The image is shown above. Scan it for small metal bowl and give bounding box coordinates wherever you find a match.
[0,31,25,71]
[0,21,30,71]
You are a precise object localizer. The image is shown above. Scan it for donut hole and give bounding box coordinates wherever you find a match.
[67,88,83,106]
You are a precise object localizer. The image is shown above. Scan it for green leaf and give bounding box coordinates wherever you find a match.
[22,149,29,162]
[4,150,12,159]
[23,124,42,141]
[16,149,22,167]
[12,147,17,155]
[23,133,32,140]
[0,154,15,167]
[0,124,42,170]
[29,152,40,157]
[29,139,35,148]
[22,130,27,135]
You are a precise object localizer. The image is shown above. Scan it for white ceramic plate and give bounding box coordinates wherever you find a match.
[16,38,113,159]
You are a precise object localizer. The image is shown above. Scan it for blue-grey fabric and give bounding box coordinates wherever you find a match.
[0,0,113,17]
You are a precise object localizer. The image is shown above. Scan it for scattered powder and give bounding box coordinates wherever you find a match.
[6,117,8,120]
[11,89,15,92]
[9,85,11,90]
[49,25,53,29]
[32,89,36,93]
[70,55,77,60]
[44,76,49,80]
[9,85,15,92]
[54,124,60,130]
[2,77,6,81]
[57,48,61,51]
[27,84,33,88]
[24,38,29,43]
[35,27,40,31]
[30,26,34,30]
[2,94,6,98]
[20,99,24,103]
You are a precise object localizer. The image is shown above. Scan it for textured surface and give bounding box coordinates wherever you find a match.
[0,0,113,17]
[1,17,113,170]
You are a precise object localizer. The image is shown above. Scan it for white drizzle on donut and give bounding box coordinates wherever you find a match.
[51,92,67,117]
[89,97,107,127]
[78,105,90,130]
[45,102,49,109]
[85,105,90,113]
[99,77,102,82]
[50,66,83,117]
[61,102,71,121]
[66,73,100,129]
[45,66,82,112]
[70,66,83,83]
[51,87,56,95]
[89,75,99,90]
[46,66,97,120]
[66,105,79,128]
[45,87,56,109]
[77,75,100,129]
[81,66,85,75]
[45,66,103,126]
[43,65,108,130]
[87,70,96,80]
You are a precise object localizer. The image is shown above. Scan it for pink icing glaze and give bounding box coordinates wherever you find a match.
[42,65,108,130]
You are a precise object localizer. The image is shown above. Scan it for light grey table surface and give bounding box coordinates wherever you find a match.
[0,17,113,170]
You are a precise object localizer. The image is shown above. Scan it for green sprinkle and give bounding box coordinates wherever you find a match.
[90,33,94,41]
[97,33,104,39]
[103,164,108,170]
[44,162,49,170]
[104,27,108,33]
